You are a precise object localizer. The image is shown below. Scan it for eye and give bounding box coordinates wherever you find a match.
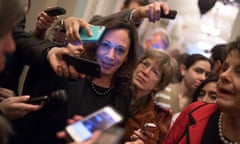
[152,69,161,77]
[209,94,217,100]
[195,68,204,74]
[141,61,148,67]
[235,65,240,74]
[99,41,111,50]
[198,90,205,97]
[115,46,126,55]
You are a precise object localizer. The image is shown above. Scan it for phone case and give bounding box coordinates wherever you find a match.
[80,25,106,43]
[63,54,101,78]
[44,6,66,16]
[160,10,177,19]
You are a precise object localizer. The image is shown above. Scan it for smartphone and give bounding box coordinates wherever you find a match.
[161,10,177,19]
[93,127,124,144]
[153,101,170,116]
[141,123,157,136]
[63,54,101,78]
[44,6,66,16]
[66,106,123,142]
[80,25,106,43]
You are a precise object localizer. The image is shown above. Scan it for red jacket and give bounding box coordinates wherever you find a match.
[162,102,218,144]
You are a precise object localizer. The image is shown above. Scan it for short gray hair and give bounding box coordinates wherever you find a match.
[145,28,170,50]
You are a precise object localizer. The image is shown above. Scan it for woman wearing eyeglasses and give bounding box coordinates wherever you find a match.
[123,49,177,144]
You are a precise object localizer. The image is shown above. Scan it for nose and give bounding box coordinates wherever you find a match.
[201,95,209,103]
[199,73,207,81]
[142,67,151,75]
[219,70,231,83]
[106,47,115,60]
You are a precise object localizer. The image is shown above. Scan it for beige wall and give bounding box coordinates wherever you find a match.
[25,0,77,31]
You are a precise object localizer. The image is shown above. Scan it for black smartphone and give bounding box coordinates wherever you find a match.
[44,6,66,16]
[63,54,101,78]
[161,10,177,19]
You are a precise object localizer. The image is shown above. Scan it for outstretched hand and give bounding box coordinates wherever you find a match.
[133,1,169,23]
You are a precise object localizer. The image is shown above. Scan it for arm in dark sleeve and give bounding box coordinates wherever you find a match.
[13,16,60,66]
[89,9,132,25]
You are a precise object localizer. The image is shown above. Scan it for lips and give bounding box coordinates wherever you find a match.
[135,74,146,84]
[101,61,113,69]
[218,87,234,97]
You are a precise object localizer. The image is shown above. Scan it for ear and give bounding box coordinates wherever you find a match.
[216,60,222,70]
[120,5,125,11]
[180,64,187,77]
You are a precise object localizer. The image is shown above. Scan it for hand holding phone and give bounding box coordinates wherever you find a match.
[153,101,170,116]
[63,54,101,78]
[66,106,123,142]
[80,25,106,43]
[44,6,66,16]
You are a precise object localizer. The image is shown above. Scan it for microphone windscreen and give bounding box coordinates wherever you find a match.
[28,89,68,105]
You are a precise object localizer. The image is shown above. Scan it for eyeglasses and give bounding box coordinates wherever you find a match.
[139,60,161,78]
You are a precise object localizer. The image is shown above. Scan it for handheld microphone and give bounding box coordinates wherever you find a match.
[28,89,68,105]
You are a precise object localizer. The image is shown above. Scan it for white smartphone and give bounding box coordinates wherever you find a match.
[66,106,123,142]
[93,127,124,144]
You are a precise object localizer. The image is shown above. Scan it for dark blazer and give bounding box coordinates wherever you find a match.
[0,16,58,94]
[66,78,132,120]
[162,102,218,144]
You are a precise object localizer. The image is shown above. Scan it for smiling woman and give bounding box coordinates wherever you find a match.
[51,18,139,144]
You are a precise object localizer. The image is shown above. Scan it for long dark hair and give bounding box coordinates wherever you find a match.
[192,73,219,102]
[82,18,138,96]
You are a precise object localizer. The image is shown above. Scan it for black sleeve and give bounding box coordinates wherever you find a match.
[13,16,60,66]
[89,9,132,25]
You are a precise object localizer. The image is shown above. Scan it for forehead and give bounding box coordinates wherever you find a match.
[102,29,130,45]
[190,60,211,70]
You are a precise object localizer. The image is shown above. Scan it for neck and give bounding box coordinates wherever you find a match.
[179,80,194,98]
[222,112,240,142]
[132,86,152,101]
[92,75,113,88]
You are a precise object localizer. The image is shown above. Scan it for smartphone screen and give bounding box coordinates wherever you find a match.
[66,106,122,142]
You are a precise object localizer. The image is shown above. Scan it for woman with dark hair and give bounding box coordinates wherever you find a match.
[155,54,212,114]
[192,73,219,103]
[65,18,138,117]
